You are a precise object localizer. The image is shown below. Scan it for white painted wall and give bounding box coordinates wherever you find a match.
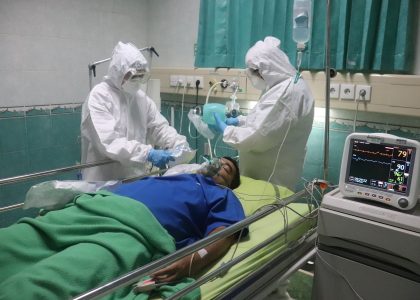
[0,0,150,107]
[0,0,418,107]
[148,0,200,68]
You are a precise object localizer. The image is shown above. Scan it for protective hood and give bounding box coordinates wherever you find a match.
[104,42,148,90]
[245,36,296,89]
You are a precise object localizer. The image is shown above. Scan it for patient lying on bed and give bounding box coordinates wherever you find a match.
[0,157,246,299]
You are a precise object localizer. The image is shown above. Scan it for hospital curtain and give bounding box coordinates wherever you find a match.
[195,0,415,73]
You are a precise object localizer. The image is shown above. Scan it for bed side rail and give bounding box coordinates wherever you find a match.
[0,161,167,213]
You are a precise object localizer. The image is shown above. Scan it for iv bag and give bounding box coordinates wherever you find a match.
[293,0,312,45]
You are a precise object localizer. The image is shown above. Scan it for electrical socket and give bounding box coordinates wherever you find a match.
[185,76,195,87]
[330,83,340,99]
[169,75,179,87]
[355,85,371,101]
[340,84,355,100]
[194,76,204,89]
[177,75,186,87]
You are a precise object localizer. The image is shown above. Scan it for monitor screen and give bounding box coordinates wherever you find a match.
[345,139,415,196]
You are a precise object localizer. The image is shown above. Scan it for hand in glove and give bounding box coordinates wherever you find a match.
[213,113,227,134]
[147,149,175,169]
[225,117,239,126]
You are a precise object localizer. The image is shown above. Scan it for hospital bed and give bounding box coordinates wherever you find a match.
[0,169,318,300]
[72,175,318,299]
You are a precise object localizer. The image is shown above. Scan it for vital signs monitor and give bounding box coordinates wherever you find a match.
[339,133,420,210]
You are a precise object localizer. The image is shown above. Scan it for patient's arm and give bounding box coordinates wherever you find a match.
[151,226,235,282]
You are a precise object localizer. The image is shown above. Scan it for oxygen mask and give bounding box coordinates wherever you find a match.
[199,157,222,177]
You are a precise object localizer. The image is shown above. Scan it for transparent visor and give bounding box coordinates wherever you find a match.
[246,67,260,78]
[128,67,150,83]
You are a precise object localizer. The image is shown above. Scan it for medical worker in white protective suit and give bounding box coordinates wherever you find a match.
[81,42,189,181]
[214,36,314,191]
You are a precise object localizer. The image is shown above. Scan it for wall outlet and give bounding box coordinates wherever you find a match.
[355,85,372,101]
[330,83,340,99]
[169,75,179,87]
[340,84,355,100]
[194,76,204,89]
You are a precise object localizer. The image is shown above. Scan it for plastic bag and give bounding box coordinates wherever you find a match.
[188,109,215,140]
[168,143,197,167]
[24,180,121,210]
[163,163,202,176]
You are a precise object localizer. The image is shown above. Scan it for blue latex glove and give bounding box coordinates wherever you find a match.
[226,117,239,126]
[147,149,175,169]
[213,113,227,134]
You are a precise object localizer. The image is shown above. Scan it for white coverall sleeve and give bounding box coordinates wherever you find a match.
[88,90,152,165]
[145,96,188,149]
[223,96,296,153]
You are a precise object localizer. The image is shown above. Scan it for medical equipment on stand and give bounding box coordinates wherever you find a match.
[313,188,420,300]
[339,133,420,210]
[313,132,420,299]
[293,0,312,83]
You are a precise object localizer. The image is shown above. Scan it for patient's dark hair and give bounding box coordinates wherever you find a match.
[223,156,241,189]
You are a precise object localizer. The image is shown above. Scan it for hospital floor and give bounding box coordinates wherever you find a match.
[263,269,313,300]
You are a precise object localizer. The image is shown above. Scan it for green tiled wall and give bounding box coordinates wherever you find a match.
[2,96,420,228]
[0,108,81,227]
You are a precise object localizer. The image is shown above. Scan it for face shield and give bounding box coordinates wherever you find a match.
[122,64,151,95]
[246,68,266,90]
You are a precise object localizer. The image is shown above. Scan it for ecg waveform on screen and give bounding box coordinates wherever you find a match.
[352,149,393,158]
[351,157,391,166]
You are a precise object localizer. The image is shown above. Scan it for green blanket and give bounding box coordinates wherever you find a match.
[0,191,199,300]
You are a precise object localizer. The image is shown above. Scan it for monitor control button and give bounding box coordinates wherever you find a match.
[398,198,409,208]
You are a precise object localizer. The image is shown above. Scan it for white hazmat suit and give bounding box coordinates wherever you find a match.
[223,37,314,191]
[81,42,187,181]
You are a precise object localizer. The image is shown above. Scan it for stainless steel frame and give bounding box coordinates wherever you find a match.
[0,161,168,213]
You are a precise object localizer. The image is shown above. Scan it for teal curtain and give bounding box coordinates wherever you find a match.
[195,0,415,73]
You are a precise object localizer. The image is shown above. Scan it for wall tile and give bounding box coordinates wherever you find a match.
[0,110,25,119]
[26,116,52,150]
[0,118,27,153]
[26,108,50,116]
[0,150,28,178]
[51,113,81,147]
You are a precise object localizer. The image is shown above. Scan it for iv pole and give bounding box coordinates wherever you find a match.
[323,0,331,181]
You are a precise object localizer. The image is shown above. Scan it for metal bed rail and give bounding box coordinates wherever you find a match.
[73,189,311,300]
[0,160,167,213]
[167,211,318,300]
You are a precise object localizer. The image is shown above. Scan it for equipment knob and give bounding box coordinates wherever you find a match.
[398,198,409,208]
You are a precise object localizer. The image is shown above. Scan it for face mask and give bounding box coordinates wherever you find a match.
[246,68,266,90]
[122,78,142,95]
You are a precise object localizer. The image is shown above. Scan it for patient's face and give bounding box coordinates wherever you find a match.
[212,158,236,188]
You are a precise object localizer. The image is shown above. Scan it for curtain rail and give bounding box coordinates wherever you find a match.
[73,189,309,300]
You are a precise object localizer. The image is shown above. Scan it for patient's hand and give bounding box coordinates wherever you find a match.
[151,255,191,282]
